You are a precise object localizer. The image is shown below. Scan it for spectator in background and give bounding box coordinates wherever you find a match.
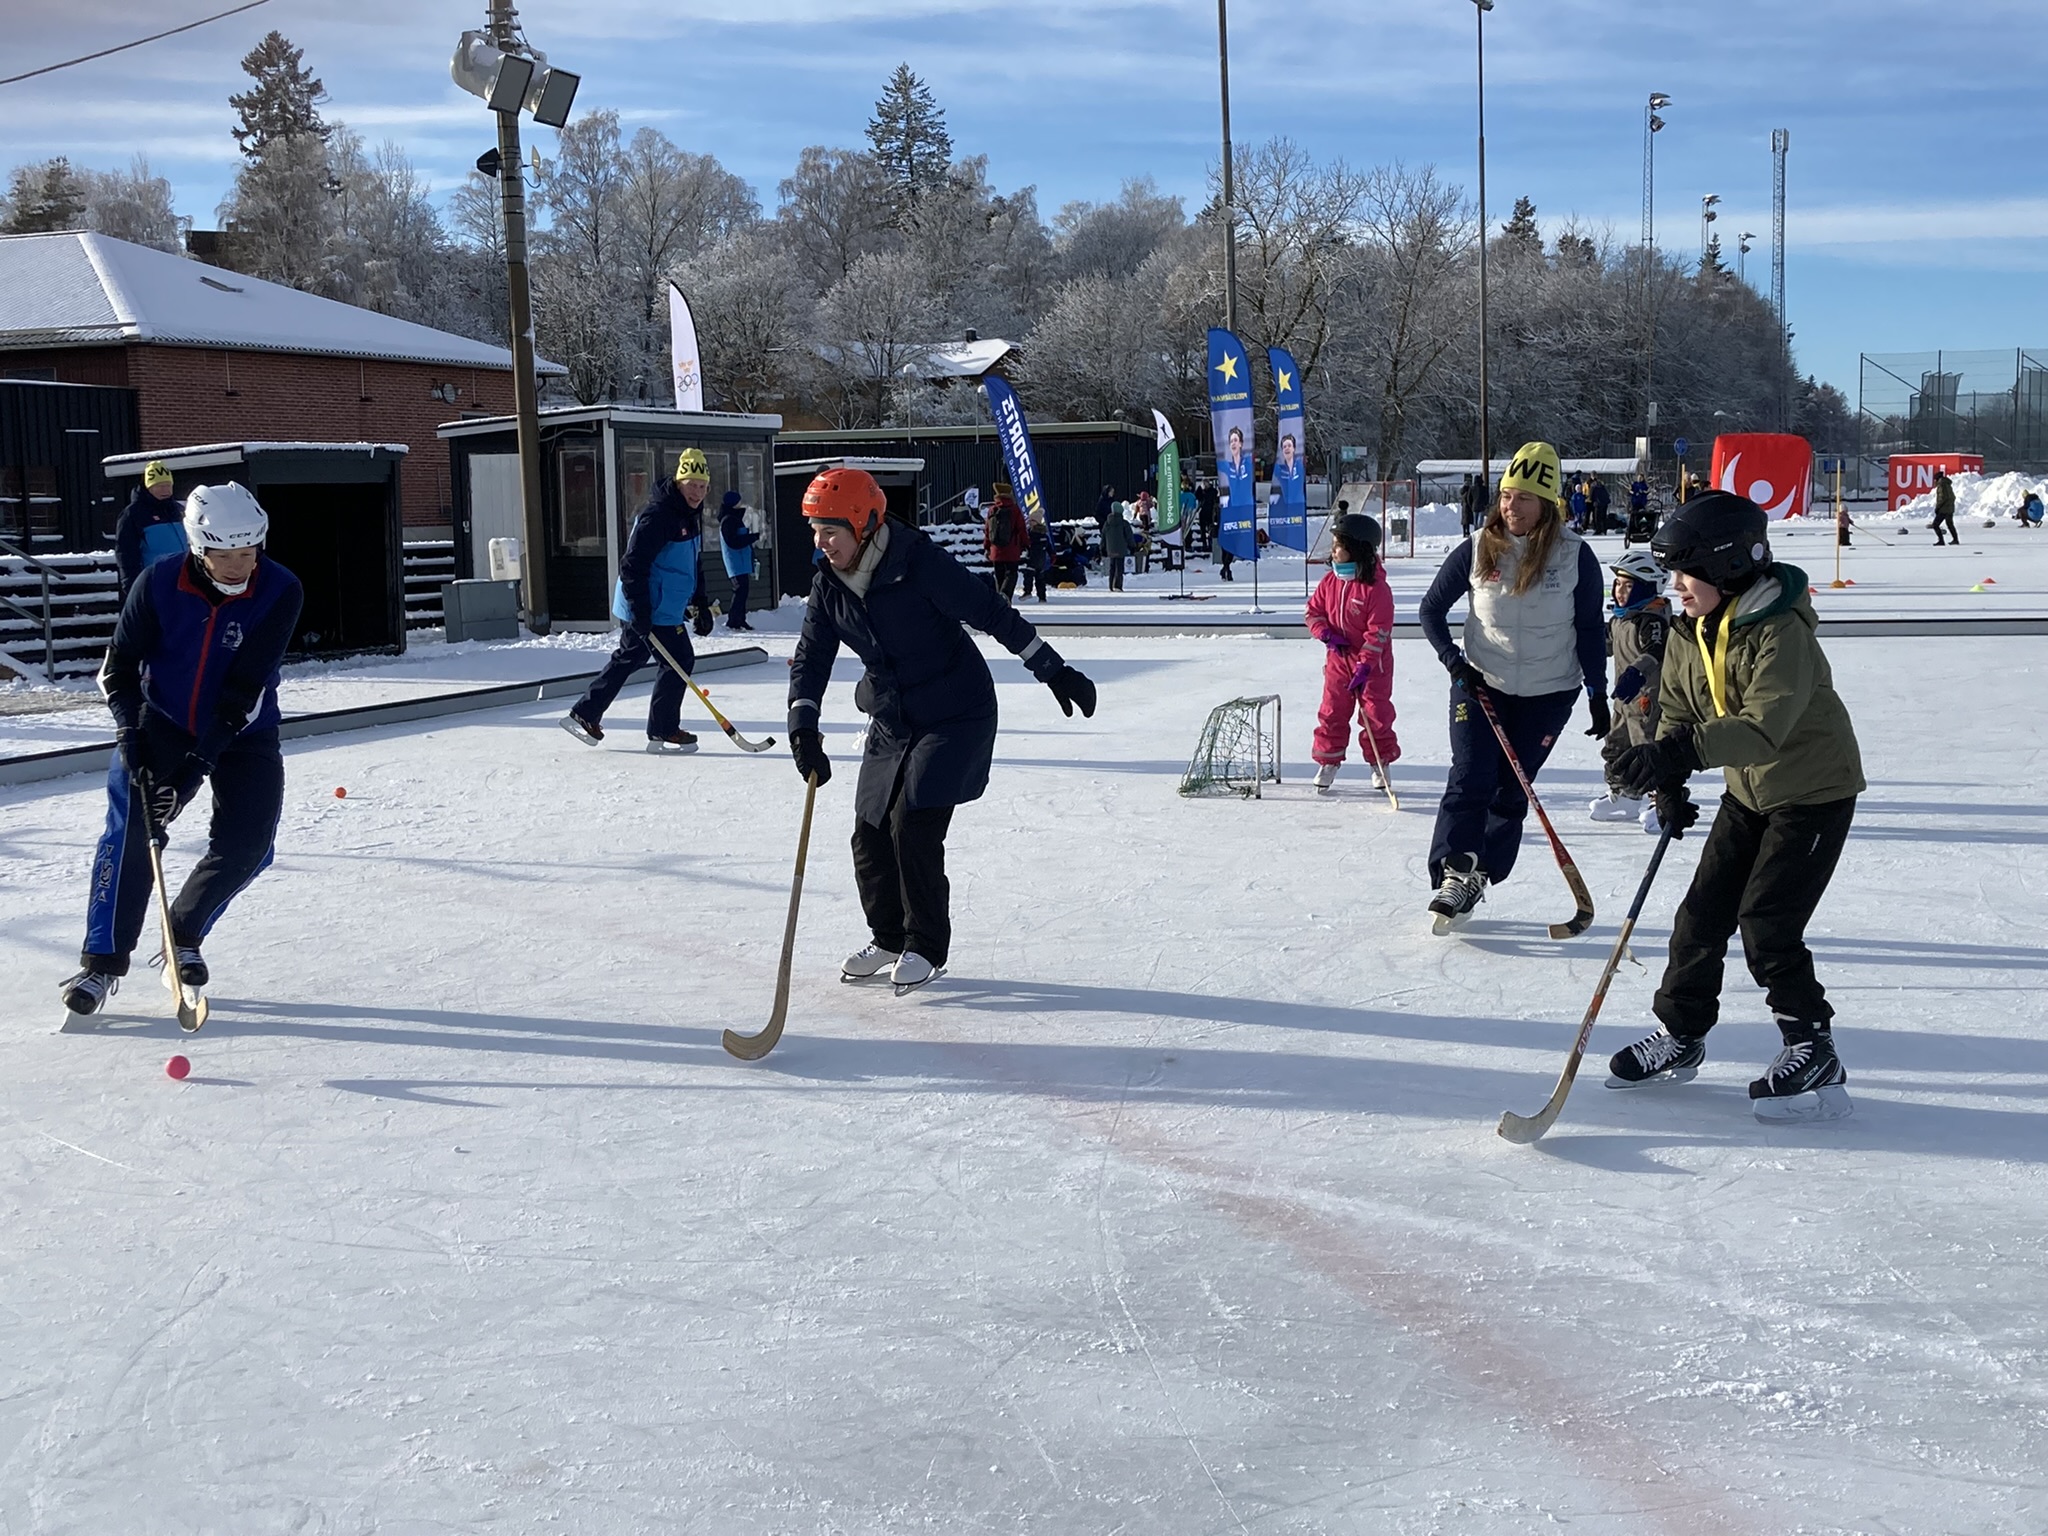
[1590,475,1612,536]
[1458,473,1479,537]
[115,460,187,598]
[717,490,760,631]
[983,480,1028,600]
[1626,473,1655,545]
[1133,492,1155,574]
[1100,493,1132,591]
[1021,513,1052,601]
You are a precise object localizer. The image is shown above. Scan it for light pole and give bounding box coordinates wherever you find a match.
[1216,0,1237,334]
[451,0,579,635]
[1641,91,1669,450]
[1738,230,1755,285]
[1472,0,1494,499]
[1700,193,1720,266]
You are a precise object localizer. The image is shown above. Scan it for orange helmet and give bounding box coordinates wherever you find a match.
[802,466,886,541]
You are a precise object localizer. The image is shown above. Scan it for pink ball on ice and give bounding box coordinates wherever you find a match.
[165,1055,191,1080]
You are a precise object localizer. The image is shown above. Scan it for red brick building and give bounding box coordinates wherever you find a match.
[0,231,562,537]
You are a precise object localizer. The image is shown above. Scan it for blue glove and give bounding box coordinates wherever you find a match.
[1612,665,1646,704]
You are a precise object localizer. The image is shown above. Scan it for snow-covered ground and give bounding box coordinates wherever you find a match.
[3,589,2044,1530]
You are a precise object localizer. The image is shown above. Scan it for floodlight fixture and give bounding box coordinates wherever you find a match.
[1649,91,1671,109]
[531,66,580,129]
[450,30,533,114]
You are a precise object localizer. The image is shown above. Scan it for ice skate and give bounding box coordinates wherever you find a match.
[1605,1028,1705,1088]
[840,943,899,982]
[560,711,604,745]
[173,944,208,988]
[645,729,699,754]
[1750,1026,1853,1123]
[891,951,945,994]
[1428,853,1487,935]
[59,968,119,1018]
[1589,790,1644,823]
[1370,764,1390,793]
[1639,801,1663,835]
[1314,762,1339,793]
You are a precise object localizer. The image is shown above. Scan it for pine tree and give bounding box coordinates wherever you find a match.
[865,64,953,212]
[1500,195,1540,252]
[2,158,88,233]
[1699,232,1725,279]
[229,31,330,159]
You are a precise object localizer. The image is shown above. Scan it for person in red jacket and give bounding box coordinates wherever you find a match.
[1305,512,1399,793]
[982,481,1028,602]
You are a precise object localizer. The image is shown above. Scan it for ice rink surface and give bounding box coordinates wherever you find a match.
[3,526,2045,1534]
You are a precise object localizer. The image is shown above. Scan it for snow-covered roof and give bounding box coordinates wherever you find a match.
[103,441,410,476]
[920,338,1015,379]
[0,231,563,374]
[437,404,781,438]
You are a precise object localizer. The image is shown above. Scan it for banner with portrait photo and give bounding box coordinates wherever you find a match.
[1207,327,1257,562]
[1266,346,1307,550]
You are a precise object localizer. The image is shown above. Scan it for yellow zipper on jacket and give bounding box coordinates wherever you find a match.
[1697,610,1733,718]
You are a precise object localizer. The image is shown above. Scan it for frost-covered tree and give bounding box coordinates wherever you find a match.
[2,158,88,234]
[229,31,329,158]
[81,158,186,251]
[1053,178,1186,282]
[777,146,896,291]
[865,64,952,216]
[814,250,944,426]
[674,226,812,413]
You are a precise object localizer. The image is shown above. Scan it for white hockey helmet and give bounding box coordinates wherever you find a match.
[1609,549,1663,587]
[183,482,269,551]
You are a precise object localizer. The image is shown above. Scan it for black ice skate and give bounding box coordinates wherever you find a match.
[1750,1025,1853,1123]
[560,712,604,745]
[59,968,119,1017]
[645,729,699,754]
[1606,1028,1705,1088]
[173,945,208,988]
[1428,853,1488,935]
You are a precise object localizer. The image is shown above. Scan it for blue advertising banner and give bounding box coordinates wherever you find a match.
[980,375,1049,527]
[1266,346,1307,551]
[1208,327,1258,563]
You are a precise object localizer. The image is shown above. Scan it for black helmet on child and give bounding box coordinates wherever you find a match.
[1651,490,1770,589]
[1331,511,1382,554]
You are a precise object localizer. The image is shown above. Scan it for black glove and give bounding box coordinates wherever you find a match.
[1045,664,1097,719]
[1614,726,1700,798]
[1611,664,1646,704]
[628,611,652,638]
[789,726,831,786]
[692,604,714,637]
[1654,784,1701,839]
[115,726,145,776]
[138,756,205,832]
[1584,691,1613,739]
[1445,652,1488,695]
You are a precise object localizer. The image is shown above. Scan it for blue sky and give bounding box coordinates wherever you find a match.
[5,0,2044,398]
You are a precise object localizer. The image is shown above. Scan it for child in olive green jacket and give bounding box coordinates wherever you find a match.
[1602,492,1864,1122]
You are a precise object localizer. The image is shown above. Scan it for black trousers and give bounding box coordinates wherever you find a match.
[1655,793,1856,1037]
[84,713,283,970]
[851,785,956,967]
[1931,507,1958,544]
[573,622,694,737]
[1427,686,1577,886]
[1108,554,1126,590]
[991,562,1019,601]
[726,573,750,626]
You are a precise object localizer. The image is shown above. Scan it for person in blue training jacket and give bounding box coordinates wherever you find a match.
[562,448,709,752]
[1417,440,1610,931]
[786,467,1097,993]
[60,482,304,1018]
[717,489,760,631]
[114,459,187,597]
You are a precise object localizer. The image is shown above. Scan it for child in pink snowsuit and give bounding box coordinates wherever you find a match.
[1307,515,1398,788]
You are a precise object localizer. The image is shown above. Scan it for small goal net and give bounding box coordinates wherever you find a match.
[1179,694,1283,798]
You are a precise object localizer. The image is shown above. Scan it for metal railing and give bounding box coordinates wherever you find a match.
[0,533,70,684]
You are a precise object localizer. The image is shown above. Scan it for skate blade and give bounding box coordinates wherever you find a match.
[644,740,699,754]
[839,970,894,984]
[559,717,601,746]
[1753,1083,1853,1123]
[1604,1066,1700,1090]
[1429,910,1477,937]
[892,966,946,997]
[178,986,209,1033]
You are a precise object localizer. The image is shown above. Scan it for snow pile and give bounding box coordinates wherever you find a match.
[1883,469,2048,523]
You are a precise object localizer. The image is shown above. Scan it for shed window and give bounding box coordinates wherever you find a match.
[0,465,61,540]
[557,445,602,554]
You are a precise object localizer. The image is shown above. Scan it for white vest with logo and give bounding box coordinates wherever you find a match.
[1463,528,1586,697]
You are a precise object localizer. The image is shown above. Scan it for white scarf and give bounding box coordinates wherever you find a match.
[835,520,891,601]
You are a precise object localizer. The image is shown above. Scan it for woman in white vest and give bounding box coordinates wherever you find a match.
[1417,442,1611,929]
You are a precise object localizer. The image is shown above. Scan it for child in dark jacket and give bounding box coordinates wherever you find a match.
[1589,549,1673,831]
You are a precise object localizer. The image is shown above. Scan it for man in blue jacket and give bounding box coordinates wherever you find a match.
[717,489,760,632]
[563,448,708,752]
[114,460,187,597]
[62,482,304,1017]
[787,467,1097,993]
